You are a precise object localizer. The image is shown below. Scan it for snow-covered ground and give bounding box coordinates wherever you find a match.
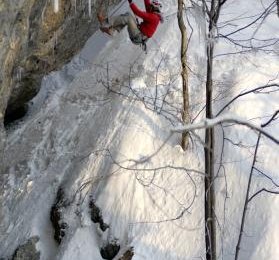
[1,0,278,259]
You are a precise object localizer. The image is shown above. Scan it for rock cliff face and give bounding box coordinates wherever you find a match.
[0,0,120,167]
[0,0,119,126]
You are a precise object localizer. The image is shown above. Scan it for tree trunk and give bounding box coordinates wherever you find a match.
[204,40,216,260]
[177,0,190,150]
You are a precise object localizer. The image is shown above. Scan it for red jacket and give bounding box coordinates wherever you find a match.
[130,0,161,38]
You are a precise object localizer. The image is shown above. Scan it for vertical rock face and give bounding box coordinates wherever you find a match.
[0,0,120,126]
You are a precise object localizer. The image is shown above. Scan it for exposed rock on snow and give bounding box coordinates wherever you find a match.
[12,236,40,260]
[118,248,134,260]
[50,188,69,244]
[100,240,120,260]
[89,198,109,232]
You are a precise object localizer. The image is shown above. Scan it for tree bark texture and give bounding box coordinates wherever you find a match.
[177,0,190,150]
[204,1,218,259]
[204,42,216,260]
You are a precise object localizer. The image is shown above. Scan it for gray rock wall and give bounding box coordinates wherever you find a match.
[0,0,120,126]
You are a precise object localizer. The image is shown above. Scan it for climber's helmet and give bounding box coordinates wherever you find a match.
[150,0,162,13]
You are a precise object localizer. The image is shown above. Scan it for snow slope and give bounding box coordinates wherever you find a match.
[1,0,279,259]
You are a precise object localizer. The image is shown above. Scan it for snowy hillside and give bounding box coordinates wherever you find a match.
[1,0,278,260]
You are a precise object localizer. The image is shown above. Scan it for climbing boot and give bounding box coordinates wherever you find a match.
[100,26,113,36]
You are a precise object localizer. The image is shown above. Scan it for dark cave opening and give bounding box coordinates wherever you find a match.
[4,104,28,127]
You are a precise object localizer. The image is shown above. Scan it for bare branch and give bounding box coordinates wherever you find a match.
[171,115,279,145]
[216,84,279,116]
[222,1,276,37]
[254,167,279,187]
[248,188,279,202]
[202,0,210,16]
[235,133,261,260]
[261,110,279,127]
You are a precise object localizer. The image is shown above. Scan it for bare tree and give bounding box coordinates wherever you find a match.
[202,1,227,259]
[177,0,190,150]
[234,113,279,260]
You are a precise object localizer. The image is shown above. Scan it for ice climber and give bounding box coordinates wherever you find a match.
[97,0,163,48]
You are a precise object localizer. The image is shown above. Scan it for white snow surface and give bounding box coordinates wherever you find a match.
[1,0,279,259]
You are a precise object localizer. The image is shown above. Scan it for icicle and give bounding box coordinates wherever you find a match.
[15,67,21,82]
[41,5,45,22]
[17,67,23,82]
[54,0,59,13]
[74,0,77,14]
[88,0,92,17]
